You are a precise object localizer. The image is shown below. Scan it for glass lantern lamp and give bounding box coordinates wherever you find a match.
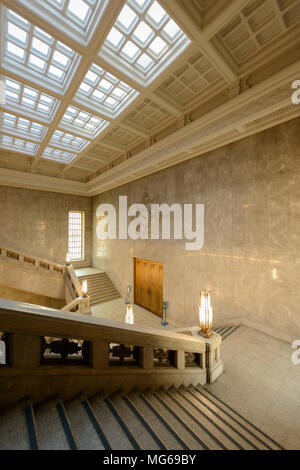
[82,280,88,298]
[199,290,213,338]
[126,304,134,325]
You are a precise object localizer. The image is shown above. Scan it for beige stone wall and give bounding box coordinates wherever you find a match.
[92,118,300,342]
[0,285,64,309]
[0,186,92,267]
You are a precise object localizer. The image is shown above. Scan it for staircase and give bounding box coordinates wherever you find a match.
[77,271,120,307]
[212,326,240,341]
[0,385,284,450]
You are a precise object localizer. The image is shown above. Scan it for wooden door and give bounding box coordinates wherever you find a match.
[134,258,163,317]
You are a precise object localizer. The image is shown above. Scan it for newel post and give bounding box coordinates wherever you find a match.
[204,334,223,384]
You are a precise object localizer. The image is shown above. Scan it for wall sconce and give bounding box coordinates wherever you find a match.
[82,280,88,298]
[126,304,134,325]
[199,290,213,338]
[66,252,71,266]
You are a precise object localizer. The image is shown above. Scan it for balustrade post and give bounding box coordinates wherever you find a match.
[141,346,154,369]
[91,341,109,369]
[11,334,40,368]
[204,334,223,384]
[176,350,185,369]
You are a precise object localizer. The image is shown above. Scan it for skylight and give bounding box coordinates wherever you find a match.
[0,134,39,155]
[49,130,90,152]
[60,105,109,138]
[99,0,191,86]
[2,8,81,94]
[16,0,110,46]
[75,63,139,118]
[3,77,60,123]
[42,146,77,163]
[0,113,48,141]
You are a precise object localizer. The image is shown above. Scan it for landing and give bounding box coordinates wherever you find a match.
[74,267,104,277]
[91,298,171,330]
[205,326,300,449]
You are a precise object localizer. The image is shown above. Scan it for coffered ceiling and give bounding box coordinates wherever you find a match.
[0,0,300,196]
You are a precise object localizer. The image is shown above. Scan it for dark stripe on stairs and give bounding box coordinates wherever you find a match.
[123,396,167,450]
[139,394,190,450]
[176,390,244,450]
[25,405,39,450]
[82,400,112,450]
[197,389,274,450]
[165,391,227,450]
[154,392,209,450]
[203,388,285,450]
[56,402,78,450]
[187,388,258,450]
[223,326,240,340]
[105,398,141,450]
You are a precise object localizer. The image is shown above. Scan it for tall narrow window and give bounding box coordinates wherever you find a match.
[68,210,85,261]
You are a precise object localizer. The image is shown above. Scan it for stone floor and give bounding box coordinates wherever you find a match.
[206,326,300,450]
[74,267,104,276]
[91,298,172,330]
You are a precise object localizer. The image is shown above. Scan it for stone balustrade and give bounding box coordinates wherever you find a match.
[0,298,223,409]
[0,245,64,275]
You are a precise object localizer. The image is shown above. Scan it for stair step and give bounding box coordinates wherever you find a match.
[35,399,78,450]
[128,392,185,450]
[168,387,241,450]
[90,295,120,305]
[110,394,164,450]
[89,394,135,450]
[64,398,107,450]
[160,388,227,450]
[88,286,117,292]
[199,387,284,450]
[145,391,206,450]
[90,293,119,300]
[0,403,31,450]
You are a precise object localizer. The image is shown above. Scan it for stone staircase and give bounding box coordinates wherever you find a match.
[0,385,284,450]
[77,272,120,306]
[212,326,240,341]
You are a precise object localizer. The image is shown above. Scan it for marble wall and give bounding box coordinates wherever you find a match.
[0,186,92,267]
[92,118,300,342]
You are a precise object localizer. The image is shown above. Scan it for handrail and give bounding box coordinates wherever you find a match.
[0,298,223,408]
[0,245,64,275]
[63,295,91,315]
[65,265,82,297]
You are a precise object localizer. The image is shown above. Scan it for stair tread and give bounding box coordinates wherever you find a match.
[0,404,30,450]
[110,394,162,450]
[168,388,241,450]
[145,392,206,450]
[159,389,227,450]
[35,400,75,450]
[129,392,185,450]
[64,398,106,450]
[199,387,283,450]
[89,395,134,450]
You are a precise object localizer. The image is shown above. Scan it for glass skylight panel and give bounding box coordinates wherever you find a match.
[99,0,191,86]
[2,8,81,93]
[67,0,90,23]
[75,64,139,118]
[42,146,77,163]
[16,0,110,46]
[60,105,109,138]
[0,113,47,141]
[0,134,39,155]
[49,130,90,152]
[3,77,59,123]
